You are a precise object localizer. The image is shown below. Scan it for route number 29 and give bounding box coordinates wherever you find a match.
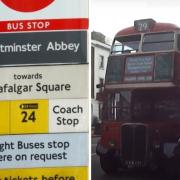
[21,111,36,123]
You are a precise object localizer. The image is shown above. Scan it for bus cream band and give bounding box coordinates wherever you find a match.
[49,99,89,133]
[0,0,88,20]
[0,64,88,100]
[0,167,88,179]
[0,133,88,169]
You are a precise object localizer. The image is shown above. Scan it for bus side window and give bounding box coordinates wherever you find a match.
[177,34,180,51]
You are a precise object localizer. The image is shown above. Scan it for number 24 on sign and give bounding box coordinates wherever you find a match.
[21,111,36,123]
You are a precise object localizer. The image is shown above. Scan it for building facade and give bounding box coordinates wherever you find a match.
[91,31,111,124]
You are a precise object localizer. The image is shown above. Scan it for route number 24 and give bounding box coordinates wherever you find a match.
[21,111,36,123]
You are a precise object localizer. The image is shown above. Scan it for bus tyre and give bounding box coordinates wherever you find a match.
[171,159,180,179]
[100,155,118,174]
[171,144,180,179]
[162,157,180,179]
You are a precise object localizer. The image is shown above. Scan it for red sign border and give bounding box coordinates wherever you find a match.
[0,18,89,32]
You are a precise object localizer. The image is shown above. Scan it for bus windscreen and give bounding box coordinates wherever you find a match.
[142,32,174,52]
[111,35,141,54]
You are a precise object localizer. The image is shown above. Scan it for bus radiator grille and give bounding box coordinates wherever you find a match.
[121,123,148,167]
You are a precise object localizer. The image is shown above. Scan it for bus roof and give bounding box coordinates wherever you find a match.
[115,22,180,37]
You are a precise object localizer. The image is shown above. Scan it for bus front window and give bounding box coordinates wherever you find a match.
[103,92,131,121]
[142,32,174,52]
[111,35,141,54]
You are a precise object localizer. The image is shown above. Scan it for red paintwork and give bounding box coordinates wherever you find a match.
[116,23,179,37]
[0,18,89,32]
[99,20,180,161]
[101,119,180,150]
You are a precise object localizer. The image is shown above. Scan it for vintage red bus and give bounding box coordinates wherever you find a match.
[96,19,180,177]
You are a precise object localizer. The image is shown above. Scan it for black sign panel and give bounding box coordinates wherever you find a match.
[0,31,87,66]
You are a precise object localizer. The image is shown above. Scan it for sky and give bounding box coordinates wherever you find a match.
[91,0,180,40]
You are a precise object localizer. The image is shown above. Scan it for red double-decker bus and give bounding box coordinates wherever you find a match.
[96,19,180,177]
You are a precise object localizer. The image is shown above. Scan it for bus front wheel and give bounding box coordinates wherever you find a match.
[100,154,118,174]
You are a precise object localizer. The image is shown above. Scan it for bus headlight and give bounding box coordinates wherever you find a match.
[109,140,116,147]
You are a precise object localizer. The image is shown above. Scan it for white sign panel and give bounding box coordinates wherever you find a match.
[49,99,89,133]
[0,133,88,169]
[0,64,88,100]
[0,0,88,20]
[0,0,88,32]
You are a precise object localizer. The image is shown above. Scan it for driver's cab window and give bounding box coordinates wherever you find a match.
[111,35,141,54]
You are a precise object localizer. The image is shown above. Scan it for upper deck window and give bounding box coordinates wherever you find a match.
[142,32,174,52]
[111,35,141,54]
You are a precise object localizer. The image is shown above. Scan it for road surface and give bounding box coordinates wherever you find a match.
[91,137,172,180]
